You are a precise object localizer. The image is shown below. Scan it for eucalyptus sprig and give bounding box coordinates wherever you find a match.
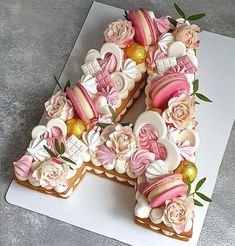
[43,139,76,165]
[186,177,212,207]
[191,79,212,103]
[54,74,71,92]
[169,3,205,27]
[108,106,116,122]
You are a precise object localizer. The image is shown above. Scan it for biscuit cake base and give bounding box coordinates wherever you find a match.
[134,216,192,241]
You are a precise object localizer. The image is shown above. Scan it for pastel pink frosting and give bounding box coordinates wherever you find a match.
[98,86,119,106]
[154,16,171,36]
[146,48,166,71]
[130,149,155,176]
[98,53,117,74]
[13,154,33,180]
[96,144,116,165]
[138,124,158,150]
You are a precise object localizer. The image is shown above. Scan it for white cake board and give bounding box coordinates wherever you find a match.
[6,2,235,246]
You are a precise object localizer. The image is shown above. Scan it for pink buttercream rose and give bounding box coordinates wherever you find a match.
[104,19,135,48]
[32,159,70,189]
[138,124,158,150]
[106,124,137,159]
[173,24,200,49]
[130,149,155,176]
[162,195,195,234]
[13,154,33,181]
[96,144,116,165]
[45,91,74,121]
[162,93,197,130]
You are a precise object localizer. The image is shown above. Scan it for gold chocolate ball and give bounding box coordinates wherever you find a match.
[126,43,146,64]
[66,118,86,138]
[175,160,198,183]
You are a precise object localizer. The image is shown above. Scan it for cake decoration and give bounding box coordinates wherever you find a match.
[13,2,213,242]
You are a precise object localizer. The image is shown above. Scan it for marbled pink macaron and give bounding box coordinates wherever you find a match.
[129,9,157,46]
[66,83,98,123]
[139,173,187,208]
[147,73,190,109]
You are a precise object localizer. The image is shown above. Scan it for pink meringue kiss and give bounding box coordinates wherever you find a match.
[138,124,158,150]
[130,149,155,176]
[98,53,117,74]
[96,144,116,165]
[154,16,171,36]
[13,154,33,181]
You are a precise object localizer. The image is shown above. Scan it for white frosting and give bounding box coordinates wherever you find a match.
[82,130,103,154]
[150,208,164,224]
[176,18,190,26]
[80,74,97,96]
[135,193,152,218]
[27,138,50,162]
[158,33,175,53]
[115,159,128,174]
[145,160,169,182]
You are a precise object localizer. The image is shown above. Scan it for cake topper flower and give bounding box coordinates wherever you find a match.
[162,93,197,130]
[45,91,74,121]
[104,19,135,48]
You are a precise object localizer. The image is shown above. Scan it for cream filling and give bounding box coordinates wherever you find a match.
[73,86,94,119]
[148,179,183,201]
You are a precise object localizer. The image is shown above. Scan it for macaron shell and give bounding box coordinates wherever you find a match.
[66,84,97,123]
[152,79,190,109]
[142,173,183,196]
[141,9,157,44]
[129,10,146,45]
[150,184,187,208]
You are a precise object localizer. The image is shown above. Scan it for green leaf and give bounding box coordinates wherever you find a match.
[108,106,116,121]
[97,123,112,128]
[195,101,200,105]
[43,145,56,157]
[186,176,191,195]
[174,3,186,19]
[64,80,70,92]
[123,10,129,20]
[60,142,65,154]
[193,79,199,93]
[54,139,61,154]
[61,156,76,165]
[195,177,206,191]
[196,192,212,202]
[187,13,205,21]
[194,199,203,207]
[53,75,63,90]
[196,93,212,102]
[168,17,177,27]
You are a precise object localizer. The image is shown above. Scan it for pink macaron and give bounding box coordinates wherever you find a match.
[129,9,157,46]
[139,173,187,208]
[66,83,98,123]
[147,73,190,110]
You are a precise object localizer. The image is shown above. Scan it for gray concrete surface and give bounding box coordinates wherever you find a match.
[0,0,235,245]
